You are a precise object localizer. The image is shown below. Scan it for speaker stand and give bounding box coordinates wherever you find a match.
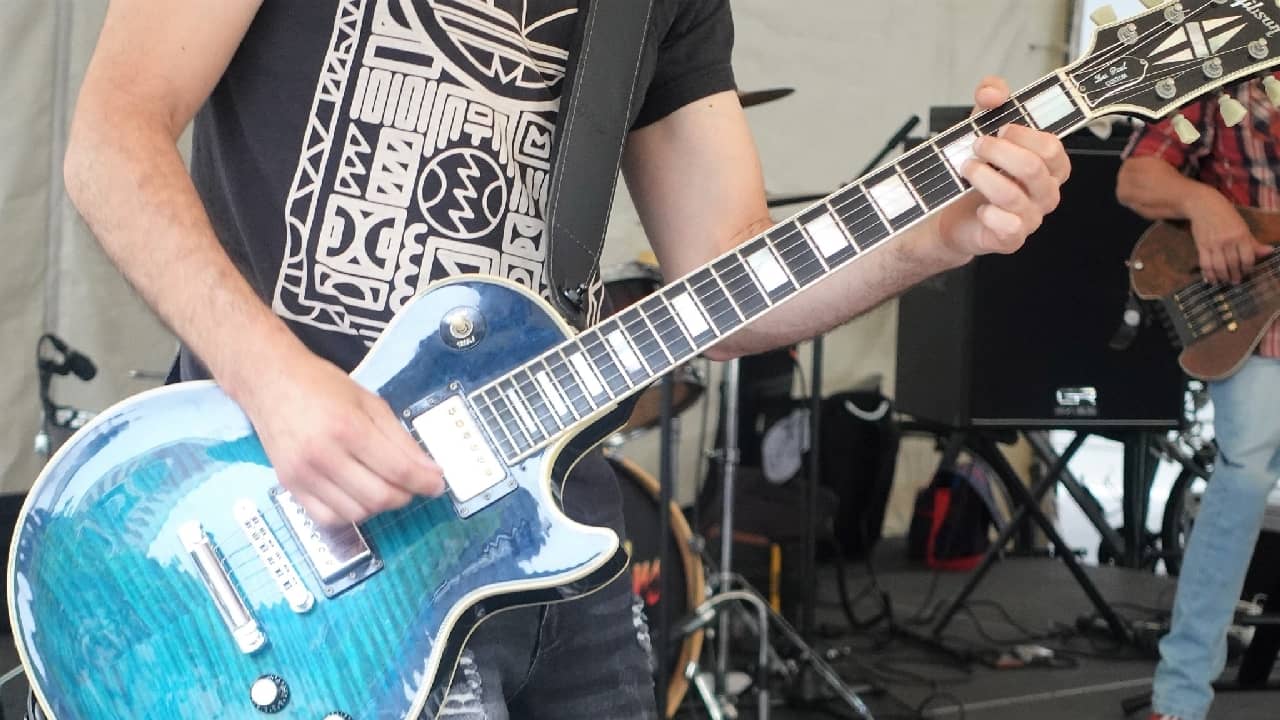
[909,428,1132,649]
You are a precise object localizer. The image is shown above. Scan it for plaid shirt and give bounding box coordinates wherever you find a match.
[1123,81,1280,358]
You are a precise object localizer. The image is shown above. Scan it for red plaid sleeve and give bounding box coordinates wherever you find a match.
[1121,100,1211,171]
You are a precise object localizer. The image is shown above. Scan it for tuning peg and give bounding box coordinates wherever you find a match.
[1172,114,1201,144]
[1264,76,1280,107]
[1140,0,1165,8]
[1091,5,1118,25]
[1219,94,1248,127]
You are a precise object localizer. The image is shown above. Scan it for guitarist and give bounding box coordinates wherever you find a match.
[1118,83,1280,720]
[61,0,1068,716]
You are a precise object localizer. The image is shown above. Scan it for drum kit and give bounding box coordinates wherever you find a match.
[601,87,875,720]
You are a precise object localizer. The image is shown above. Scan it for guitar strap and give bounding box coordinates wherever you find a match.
[543,0,656,329]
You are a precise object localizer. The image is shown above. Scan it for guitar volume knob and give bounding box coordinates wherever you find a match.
[249,674,290,713]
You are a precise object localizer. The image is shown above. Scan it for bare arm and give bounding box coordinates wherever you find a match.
[65,0,441,524]
[624,82,1070,360]
[1117,155,1271,284]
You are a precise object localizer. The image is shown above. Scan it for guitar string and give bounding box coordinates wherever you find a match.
[1175,255,1280,333]
[1172,246,1280,308]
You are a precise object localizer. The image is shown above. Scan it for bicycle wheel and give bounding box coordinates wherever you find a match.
[1160,465,1208,576]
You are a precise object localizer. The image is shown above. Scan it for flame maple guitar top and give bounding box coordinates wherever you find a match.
[1129,206,1280,381]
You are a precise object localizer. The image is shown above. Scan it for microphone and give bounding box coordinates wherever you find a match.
[38,334,97,381]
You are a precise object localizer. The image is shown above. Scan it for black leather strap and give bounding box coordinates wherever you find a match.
[544,0,655,328]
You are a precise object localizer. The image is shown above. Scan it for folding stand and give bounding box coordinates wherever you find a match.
[909,428,1132,649]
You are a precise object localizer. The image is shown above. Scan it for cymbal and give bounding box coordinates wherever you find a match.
[738,87,795,108]
[766,191,828,208]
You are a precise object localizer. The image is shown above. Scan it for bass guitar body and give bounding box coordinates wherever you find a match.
[1130,206,1280,381]
[8,277,628,720]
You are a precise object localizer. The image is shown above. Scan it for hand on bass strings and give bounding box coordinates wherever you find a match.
[1185,187,1273,285]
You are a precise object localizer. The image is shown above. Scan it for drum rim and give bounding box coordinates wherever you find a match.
[606,451,705,719]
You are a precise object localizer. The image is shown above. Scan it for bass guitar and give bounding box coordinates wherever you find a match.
[1131,206,1280,380]
[12,2,1280,717]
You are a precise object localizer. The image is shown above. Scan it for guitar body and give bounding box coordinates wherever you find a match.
[8,277,627,720]
[1130,206,1280,380]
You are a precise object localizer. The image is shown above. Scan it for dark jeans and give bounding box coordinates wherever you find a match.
[427,451,659,719]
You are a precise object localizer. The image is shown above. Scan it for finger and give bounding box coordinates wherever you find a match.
[287,489,344,528]
[1209,247,1230,285]
[1255,240,1274,258]
[962,159,1038,232]
[999,124,1071,184]
[973,76,1010,112]
[972,135,1059,214]
[974,204,1026,251]
[1237,239,1259,277]
[1223,245,1244,285]
[330,450,414,514]
[292,476,368,526]
[362,400,446,497]
[1198,247,1218,284]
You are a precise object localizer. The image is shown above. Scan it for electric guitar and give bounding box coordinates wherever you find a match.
[12,2,1280,717]
[1131,206,1280,380]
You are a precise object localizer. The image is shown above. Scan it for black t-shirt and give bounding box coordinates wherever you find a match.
[187,0,736,375]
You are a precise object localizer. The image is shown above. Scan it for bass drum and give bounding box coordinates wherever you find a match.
[608,453,705,718]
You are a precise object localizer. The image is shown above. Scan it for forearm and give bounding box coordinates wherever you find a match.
[64,102,307,403]
[1116,156,1218,221]
[706,214,968,359]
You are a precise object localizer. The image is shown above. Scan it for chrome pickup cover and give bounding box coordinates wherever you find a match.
[271,489,379,597]
[411,395,507,504]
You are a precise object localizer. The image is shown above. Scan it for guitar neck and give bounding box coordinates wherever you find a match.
[465,73,1091,464]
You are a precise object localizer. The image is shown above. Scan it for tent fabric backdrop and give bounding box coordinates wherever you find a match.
[2,0,1070,532]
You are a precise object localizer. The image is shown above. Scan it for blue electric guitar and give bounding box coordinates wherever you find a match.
[11,2,1280,717]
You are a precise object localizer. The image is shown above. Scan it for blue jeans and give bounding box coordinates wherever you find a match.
[1153,355,1280,720]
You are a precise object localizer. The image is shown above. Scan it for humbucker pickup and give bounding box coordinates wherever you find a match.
[271,489,381,597]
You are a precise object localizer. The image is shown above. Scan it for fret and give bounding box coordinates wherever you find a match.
[582,330,632,397]
[601,319,651,383]
[533,364,575,422]
[565,344,610,401]
[620,308,673,372]
[663,281,718,346]
[500,379,543,445]
[479,389,523,457]
[770,223,826,286]
[489,384,537,450]
[549,353,595,416]
[472,394,517,459]
[974,99,1022,136]
[740,236,797,303]
[639,295,695,360]
[1018,76,1084,136]
[900,143,965,211]
[1008,96,1034,126]
[711,254,769,318]
[798,204,859,268]
[829,184,890,250]
[934,125,978,186]
[688,267,743,334]
[515,368,563,434]
[864,165,925,229]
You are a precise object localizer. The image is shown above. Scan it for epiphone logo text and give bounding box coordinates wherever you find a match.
[1231,0,1280,38]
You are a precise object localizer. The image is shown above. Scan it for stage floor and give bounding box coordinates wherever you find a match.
[0,541,1275,719]
[697,538,1280,720]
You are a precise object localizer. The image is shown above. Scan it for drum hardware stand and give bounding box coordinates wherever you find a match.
[675,357,874,720]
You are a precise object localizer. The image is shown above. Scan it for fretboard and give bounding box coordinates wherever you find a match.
[471,74,1089,464]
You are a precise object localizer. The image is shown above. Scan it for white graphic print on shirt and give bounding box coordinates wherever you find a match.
[273,0,577,343]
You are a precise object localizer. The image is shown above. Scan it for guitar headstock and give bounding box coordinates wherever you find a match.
[1071,0,1280,127]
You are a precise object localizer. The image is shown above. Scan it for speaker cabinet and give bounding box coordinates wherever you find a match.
[895,128,1184,429]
